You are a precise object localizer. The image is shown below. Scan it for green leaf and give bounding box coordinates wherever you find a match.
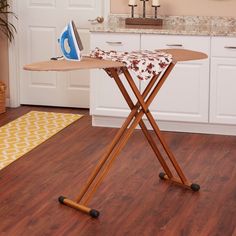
[0,0,17,42]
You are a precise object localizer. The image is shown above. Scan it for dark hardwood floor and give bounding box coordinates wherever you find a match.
[0,106,235,236]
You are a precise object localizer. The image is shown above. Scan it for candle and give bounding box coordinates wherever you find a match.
[152,0,160,6]
[129,0,137,6]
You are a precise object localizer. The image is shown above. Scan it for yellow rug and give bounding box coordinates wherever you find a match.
[0,111,83,170]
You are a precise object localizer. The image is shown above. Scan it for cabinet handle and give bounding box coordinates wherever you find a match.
[224,46,236,49]
[106,41,123,45]
[166,44,183,47]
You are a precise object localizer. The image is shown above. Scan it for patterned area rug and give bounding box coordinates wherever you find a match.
[0,111,83,170]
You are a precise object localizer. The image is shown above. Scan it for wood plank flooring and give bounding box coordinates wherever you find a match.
[0,106,235,236]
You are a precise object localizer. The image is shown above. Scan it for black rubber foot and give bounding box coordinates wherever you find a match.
[89,209,100,218]
[159,172,166,180]
[190,183,200,192]
[58,196,67,204]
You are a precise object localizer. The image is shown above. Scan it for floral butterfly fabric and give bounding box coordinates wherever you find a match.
[90,47,172,80]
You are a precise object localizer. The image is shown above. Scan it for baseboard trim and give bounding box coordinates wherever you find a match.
[92,115,236,136]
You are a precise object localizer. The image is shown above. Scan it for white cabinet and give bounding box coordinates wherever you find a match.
[90,33,210,122]
[90,31,236,135]
[210,37,236,124]
[90,33,140,117]
[141,34,210,122]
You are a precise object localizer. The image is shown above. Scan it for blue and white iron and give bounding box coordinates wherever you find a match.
[59,20,83,61]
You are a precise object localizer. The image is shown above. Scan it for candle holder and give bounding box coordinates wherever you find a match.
[125,0,163,26]
[128,4,137,18]
[140,0,149,18]
[152,4,160,19]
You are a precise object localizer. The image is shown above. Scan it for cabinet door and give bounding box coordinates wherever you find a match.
[141,34,210,122]
[90,33,140,117]
[210,57,236,124]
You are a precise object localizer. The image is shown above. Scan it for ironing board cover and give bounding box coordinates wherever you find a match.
[90,48,172,80]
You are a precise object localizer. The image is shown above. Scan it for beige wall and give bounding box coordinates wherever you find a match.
[0,36,9,98]
[111,0,236,17]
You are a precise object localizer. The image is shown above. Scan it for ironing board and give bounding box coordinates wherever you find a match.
[24,48,208,218]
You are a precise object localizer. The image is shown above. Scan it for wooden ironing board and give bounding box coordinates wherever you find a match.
[24,49,208,218]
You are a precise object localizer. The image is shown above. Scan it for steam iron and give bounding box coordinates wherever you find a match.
[59,20,83,61]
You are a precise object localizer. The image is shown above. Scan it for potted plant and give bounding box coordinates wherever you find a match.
[0,0,16,113]
[0,0,16,42]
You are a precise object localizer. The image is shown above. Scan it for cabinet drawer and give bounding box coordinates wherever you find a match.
[141,34,210,54]
[90,32,140,51]
[211,37,236,58]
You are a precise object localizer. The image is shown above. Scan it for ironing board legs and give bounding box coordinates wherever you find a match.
[58,65,200,218]
[121,67,200,191]
[109,69,173,179]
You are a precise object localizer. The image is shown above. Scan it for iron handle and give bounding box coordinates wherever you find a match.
[166,44,183,47]
[88,16,104,24]
[224,46,236,49]
[106,41,123,45]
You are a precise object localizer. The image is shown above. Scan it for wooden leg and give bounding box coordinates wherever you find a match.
[75,107,138,203]
[59,105,143,217]
[145,112,189,184]
[122,66,200,190]
[82,110,145,205]
[109,68,173,179]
